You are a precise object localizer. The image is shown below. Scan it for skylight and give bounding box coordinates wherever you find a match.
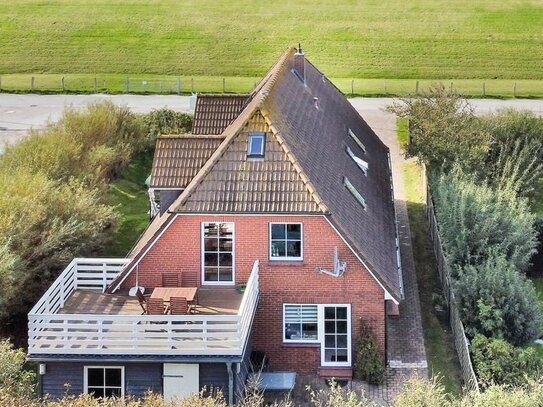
[247,132,266,158]
[348,128,366,153]
[346,146,369,175]
[343,177,367,210]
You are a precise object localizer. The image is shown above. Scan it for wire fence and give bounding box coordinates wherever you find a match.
[424,168,480,394]
[1,74,543,98]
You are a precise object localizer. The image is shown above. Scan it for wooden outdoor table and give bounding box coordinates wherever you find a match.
[150,287,198,304]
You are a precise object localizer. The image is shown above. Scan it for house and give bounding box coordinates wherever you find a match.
[27,46,403,404]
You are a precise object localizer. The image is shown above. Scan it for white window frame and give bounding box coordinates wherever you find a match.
[282,304,352,367]
[83,366,125,399]
[319,304,352,367]
[283,304,319,344]
[247,132,266,158]
[201,222,235,286]
[343,177,367,210]
[269,222,303,261]
[348,128,366,153]
[346,146,368,176]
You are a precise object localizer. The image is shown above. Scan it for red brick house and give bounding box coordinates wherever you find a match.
[28,46,402,403]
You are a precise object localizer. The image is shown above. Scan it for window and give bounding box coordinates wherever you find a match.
[346,146,368,175]
[247,132,266,158]
[284,304,318,342]
[348,128,366,153]
[270,223,303,260]
[343,177,367,210]
[202,222,234,284]
[84,366,124,399]
[322,306,350,366]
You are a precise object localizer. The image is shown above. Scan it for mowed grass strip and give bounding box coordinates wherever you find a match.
[1,0,543,81]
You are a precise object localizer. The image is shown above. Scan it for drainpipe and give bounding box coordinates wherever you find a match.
[226,362,234,406]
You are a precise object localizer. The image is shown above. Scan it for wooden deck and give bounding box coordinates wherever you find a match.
[61,287,243,316]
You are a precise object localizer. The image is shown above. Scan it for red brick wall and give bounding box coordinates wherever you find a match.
[122,214,385,373]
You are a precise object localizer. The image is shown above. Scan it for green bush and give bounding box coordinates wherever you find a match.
[353,322,385,385]
[394,377,452,407]
[470,335,543,389]
[0,340,35,399]
[454,254,543,345]
[432,168,537,273]
[141,108,193,141]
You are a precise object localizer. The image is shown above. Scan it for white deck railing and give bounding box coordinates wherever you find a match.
[28,258,259,357]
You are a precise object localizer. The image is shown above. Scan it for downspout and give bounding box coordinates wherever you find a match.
[226,362,234,406]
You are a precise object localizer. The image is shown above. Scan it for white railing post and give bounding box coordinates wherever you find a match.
[102,262,107,293]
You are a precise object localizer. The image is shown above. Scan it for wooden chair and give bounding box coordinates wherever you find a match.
[136,289,148,315]
[170,296,191,315]
[146,298,167,315]
[162,273,181,287]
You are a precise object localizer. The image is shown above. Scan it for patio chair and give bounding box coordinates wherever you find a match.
[146,298,168,315]
[162,273,181,287]
[170,296,192,315]
[136,288,148,315]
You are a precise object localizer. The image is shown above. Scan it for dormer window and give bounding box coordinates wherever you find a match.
[247,132,266,158]
[346,146,369,176]
[348,128,366,153]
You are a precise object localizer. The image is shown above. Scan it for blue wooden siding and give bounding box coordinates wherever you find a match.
[200,363,229,401]
[41,362,162,399]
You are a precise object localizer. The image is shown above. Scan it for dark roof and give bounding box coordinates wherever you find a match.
[150,135,224,189]
[192,94,250,135]
[115,48,401,301]
[262,53,401,300]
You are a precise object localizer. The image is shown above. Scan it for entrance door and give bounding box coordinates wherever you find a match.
[163,363,199,402]
[320,305,351,366]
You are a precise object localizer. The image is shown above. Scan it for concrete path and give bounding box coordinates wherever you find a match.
[2,93,543,152]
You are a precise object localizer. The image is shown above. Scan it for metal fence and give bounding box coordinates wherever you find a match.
[424,171,480,393]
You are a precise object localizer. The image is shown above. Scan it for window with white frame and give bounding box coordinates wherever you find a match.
[346,146,369,175]
[202,222,234,284]
[284,304,318,342]
[247,132,266,158]
[270,223,303,260]
[322,306,350,365]
[348,128,366,153]
[84,366,124,398]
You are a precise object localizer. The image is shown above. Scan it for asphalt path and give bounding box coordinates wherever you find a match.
[1,93,543,153]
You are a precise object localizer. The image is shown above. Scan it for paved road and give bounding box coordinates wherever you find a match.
[2,93,543,152]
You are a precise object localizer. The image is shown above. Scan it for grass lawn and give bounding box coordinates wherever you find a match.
[101,152,153,257]
[402,160,462,395]
[1,1,543,96]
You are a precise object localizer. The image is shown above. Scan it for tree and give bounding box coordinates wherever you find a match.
[0,340,35,399]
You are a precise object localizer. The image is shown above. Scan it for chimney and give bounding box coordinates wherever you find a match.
[294,43,305,83]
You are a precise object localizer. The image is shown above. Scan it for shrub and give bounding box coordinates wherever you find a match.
[307,380,374,407]
[0,339,36,399]
[353,322,385,384]
[141,108,193,141]
[432,168,537,273]
[470,335,543,389]
[394,377,452,407]
[460,383,543,407]
[387,84,490,173]
[454,254,543,345]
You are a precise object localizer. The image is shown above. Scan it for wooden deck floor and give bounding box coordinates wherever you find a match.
[61,287,243,315]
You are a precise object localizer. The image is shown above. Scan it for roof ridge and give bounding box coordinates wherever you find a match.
[260,108,329,213]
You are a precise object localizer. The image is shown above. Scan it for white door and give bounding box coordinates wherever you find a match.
[163,363,199,402]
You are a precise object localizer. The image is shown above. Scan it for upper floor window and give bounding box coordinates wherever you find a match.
[202,222,234,284]
[84,366,124,399]
[270,223,303,261]
[247,132,266,158]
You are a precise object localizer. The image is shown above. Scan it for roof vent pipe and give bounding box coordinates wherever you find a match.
[294,43,305,83]
[313,97,319,109]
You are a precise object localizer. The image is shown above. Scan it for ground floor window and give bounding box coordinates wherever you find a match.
[283,304,351,367]
[84,366,124,398]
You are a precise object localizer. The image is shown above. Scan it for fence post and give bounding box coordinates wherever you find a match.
[61,76,65,92]
[513,82,517,98]
[93,77,97,93]
[125,77,129,93]
[384,80,387,95]
[351,79,354,96]
[176,77,181,95]
[191,78,194,93]
[31,76,35,92]
[222,78,226,93]
[415,80,419,95]
[482,81,485,97]
[450,81,453,92]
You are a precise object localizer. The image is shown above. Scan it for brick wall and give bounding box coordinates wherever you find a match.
[122,214,385,373]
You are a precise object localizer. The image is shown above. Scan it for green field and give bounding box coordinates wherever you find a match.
[1,1,543,96]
